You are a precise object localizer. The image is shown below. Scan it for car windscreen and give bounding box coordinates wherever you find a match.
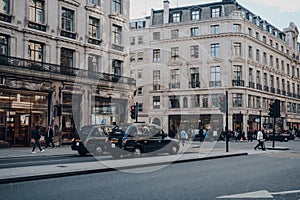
[79,126,92,135]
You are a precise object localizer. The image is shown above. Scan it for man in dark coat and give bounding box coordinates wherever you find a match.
[32,125,44,153]
[45,125,55,148]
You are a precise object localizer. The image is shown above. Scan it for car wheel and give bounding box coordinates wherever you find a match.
[93,145,104,156]
[169,145,178,155]
[132,147,142,158]
[78,150,87,156]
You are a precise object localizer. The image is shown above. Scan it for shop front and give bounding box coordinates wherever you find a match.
[91,96,128,126]
[168,114,223,138]
[0,89,50,147]
[232,113,243,132]
[59,91,82,144]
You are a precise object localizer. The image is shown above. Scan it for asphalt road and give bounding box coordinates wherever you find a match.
[0,147,299,200]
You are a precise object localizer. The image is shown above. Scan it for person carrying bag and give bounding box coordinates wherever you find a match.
[253,128,265,151]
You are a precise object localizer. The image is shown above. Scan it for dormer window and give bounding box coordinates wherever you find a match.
[262,22,267,31]
[191,9,200,20]
[255,17,260,27]
[211,7,221,18]
[248,14,253,22]
[268,26,273,34]
[171,12,181,23]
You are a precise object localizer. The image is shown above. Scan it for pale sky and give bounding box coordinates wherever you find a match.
[130,0,300,32]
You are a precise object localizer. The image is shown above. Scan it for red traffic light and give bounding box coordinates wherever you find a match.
[130,105,136,119]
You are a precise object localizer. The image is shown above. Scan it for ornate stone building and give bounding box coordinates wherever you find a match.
[129,0,300,136]
[0,0,135,146]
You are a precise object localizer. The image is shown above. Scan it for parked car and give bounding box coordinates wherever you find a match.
[108,123,180,158]
[71,124,115,156]
[265,131,294,142]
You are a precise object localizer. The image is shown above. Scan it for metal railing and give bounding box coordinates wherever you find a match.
[232,80,244,87]
[0,55,135,84]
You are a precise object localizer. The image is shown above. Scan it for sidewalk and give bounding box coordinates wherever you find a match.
[0,141,250,184]
[0,145,75,159]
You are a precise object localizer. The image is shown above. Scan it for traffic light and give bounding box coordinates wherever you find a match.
[219,95,226,113]
[269,100,281,118]
[268,102,275,117]
[130,105,136,119]
[274,99,281,118]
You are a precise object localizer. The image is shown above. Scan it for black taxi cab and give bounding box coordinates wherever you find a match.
[108,123,180,158]
[71,124,114,156]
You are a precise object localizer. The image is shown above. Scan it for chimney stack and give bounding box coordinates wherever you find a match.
[163,0,170,24]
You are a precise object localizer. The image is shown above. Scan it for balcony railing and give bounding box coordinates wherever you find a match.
[209,81,221,87]
[256,84,262,90]
[88,37,102,46]
[293,93,297,98]
[263,85,269,92]
[0,55,135,84]
[28,21,47,32]
[270,87,275,93]
[60,30,76,39]
[0,13,12,23]
[248,82,255,89]
[112,44,124,51]
[189,81,200,88]
[232,80,244,87]
[276,89,281,94]
[169,82,180,89]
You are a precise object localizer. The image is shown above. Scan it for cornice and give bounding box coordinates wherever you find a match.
[167,60,183,66]
[55,35,82,46]
[229,57,246,63]
[22,28,53,39]
[85,5,105,16]
[186,60,203,66]
[108,14,126,24]
[107,49,127,57]
[0,22,18,31]
[207,57,223,64]
[58,0,80,7]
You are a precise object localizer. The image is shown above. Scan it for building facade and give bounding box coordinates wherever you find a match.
[129,0,300,137]
[0,0,135,147]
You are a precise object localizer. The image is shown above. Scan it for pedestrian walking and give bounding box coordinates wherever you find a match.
[248,129,253,142]
[45,125,55,148]
[253,128,265,151]
[31,125,44,153]
[179,129,187,146]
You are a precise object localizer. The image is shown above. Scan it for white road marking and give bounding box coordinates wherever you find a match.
[271,189,300,195]
[217,189,300,199]
[217,190,273,198]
